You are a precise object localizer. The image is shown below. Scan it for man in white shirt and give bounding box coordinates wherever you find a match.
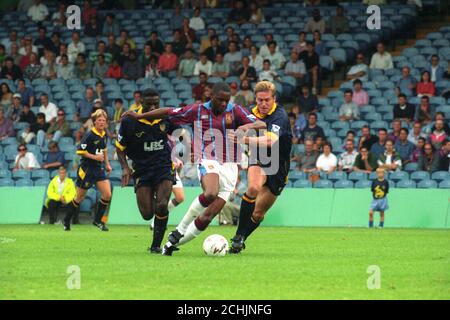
[347,53,369,81]
[193,53,212,76]
[67,32,86,63]
[266,41,286,70]
[316,142,337,174]
[27,0,49,23]
[284,51,306,85]
[259,34,279,59]
[18,36,38,56]
[339,90,360,121]
[370,42,393,70]
[39,94,58,123]
[14,144,40,171]
[338,139,358,172]
[189,8,206,32]
[427,54,445,83]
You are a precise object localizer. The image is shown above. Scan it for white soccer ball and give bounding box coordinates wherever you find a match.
[202,234,229,257]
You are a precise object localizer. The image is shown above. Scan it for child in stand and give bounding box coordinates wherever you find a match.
[369,168,389,228]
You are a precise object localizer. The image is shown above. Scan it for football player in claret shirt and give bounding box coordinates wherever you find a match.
[122,82,266,255]
[369,168,389,228]
[116,89,180,253]
[229,81,292,253]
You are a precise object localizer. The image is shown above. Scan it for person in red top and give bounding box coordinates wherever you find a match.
[158,44,178,74]
[192,72,209,101]
[106,59,122,79]
[82,0,97,24]
[416,70,436,98]
[19,45,33,70]
[179,18,196,44]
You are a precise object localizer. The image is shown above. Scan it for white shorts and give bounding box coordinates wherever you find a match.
[173,171,183,189]
[197,159,239,201]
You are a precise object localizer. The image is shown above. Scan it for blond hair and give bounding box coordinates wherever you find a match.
[254,81,276,96]
[376,168,385,174]
[91,109,108,122]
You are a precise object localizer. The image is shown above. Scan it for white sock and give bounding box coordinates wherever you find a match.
[167,199,176,212]
[176,196,206,234]
[178,220,202,246]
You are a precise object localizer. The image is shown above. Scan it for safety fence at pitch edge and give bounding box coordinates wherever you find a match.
[1,187,449,228]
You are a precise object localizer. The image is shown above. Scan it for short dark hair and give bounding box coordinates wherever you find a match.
[134,90,142,95]
[346,130,356,136]
[142,88,159,98]
[400,127,409,135]
[353,79,362,86]
[309,112,317,119]
[398,93,407,99]
[114,98,123,104]
[421,96,429,101]
[344,89,353,95]
[212,82,231,96]
[378,128,387,134]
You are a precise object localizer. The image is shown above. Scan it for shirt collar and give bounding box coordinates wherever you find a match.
[136,106,161,125]
[252,103,277,119]
[92,127,105,137]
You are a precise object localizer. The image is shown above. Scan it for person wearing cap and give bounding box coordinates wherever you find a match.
[6,93,24,123]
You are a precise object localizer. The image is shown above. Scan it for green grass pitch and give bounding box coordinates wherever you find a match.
[0,225,449,299]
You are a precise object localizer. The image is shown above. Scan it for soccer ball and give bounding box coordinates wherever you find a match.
[202,234,229,257]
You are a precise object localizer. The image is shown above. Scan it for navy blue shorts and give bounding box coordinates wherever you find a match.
[133,166,175,192]
[76,165,107,190]
[251,160,290,197]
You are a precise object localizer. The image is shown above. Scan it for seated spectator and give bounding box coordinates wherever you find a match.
[172,30,189,57]
[204,35,225,62]
[288,112,301,144]
[425,112,450,136]
[82,0,97,24]
[259,60,279,82]
[301,112,325,142]
[316,143,337,174]
[338,139,358,172]
[429,119,448,150]
[177,49,197,78]
[103,13,120,37]
[236,79,255,107]
[415,96,434,125]
[416,71,436,98]
[369,42,393,71]
[266,41,286,70]
[179,18,197,45]
[299,42,320,94]
[411,137,426,163]
[249,45,263,72]
[189,8,205,31]
[106,59,122,79]
[19,103,36,126]
[313,136,325,153]
[92,54,108,79]
[21,112,48,144]
[1,57,23,80]
[396,66,417,97]
[1,83,13,110]
[27,0,49,23]
[408,121,428,145]
[378,139,402,172]
[85,14,102,37]
[7,93,24,123]
[111,98,125,134]
[116,30,136,51]
[313,31,326,56]
[284,51,306,86]
[347,53,369,82]
[426,54,445,83]
[228,0,249,25]
[67,32,86,63]
[353,146,378,173]
[129,91,142,111]
[352,79,369,106]
[117,43,131,66]
[327,5,349,35]
[44,166,76,224]
[248,1,265,25]
[16,79,34,108]
[304,9,326,34]
[140,44,157,69]
[41,141,65,171]
[358,125,379,151]
[388,119,402,142]
[24,52,42,81]
[393,94,415,123]
[339,90,360,121]
[0,109,15,141]
[297,85,319,115]
[46,109,71,144]
[439,140,450,171]
[39,94,57,124]
[123,50,143,80]
[13,143,40,171]
[394,128,415,165]
[74,53,91,80]
[76,88,95,122]
[211,53,230,79]
[294,139,319,173]
[224,41,242,75]
[200,84,213,103]
[146,31,164,57]
[343,130,357,150]
[238,56,257,83]
[292,32,307,55]
[192,72,210,101]
[145,56,160,80]
[417,142,440,173]
[370,128,388,158]
[193,53,212,76]
[40,51,57,80]
[56,54,75,80]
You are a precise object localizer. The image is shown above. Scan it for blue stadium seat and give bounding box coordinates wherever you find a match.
[288,170,305,181]
[354,180,372,188]
[396,180,416,188]
[313,180,333,188]
[438,180,450,188]
[0,178,14,186]
[31,169,50,181]
[389,171,409,182]
[0,169,12,179]
[431,171,450,182]
[327,171,347,182]
[12,170,31,180]
[404,162,419,173]
[348,171,367,182]
[417,180,438,189]
[410,171,430,182]
[34,178,50,186]
[79,198,93,212]
[334,180,354,188]
[15,179,33,187]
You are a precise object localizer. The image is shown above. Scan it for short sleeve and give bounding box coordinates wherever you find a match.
[234,105,257,126]
[115,118,130,151]
[76,132,91,155]
[167,104,198,125]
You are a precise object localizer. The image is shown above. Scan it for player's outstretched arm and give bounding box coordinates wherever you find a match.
[121,108,170,121]
[237,119,266,132]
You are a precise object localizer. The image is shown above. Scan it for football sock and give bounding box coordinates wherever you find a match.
[167,198,179,212]
[379,221,384,228]
[178,217,209,246]
[176,194,210,234]
[243,216,261,240]
[369,221,374,228]
[64,199,80,225]
[94,198,110,224]
[151,214,168,248]
[235,193,256,237]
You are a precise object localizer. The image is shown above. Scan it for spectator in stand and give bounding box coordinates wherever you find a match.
[249,45,263,73]
[224,41,242,75]
[180,18,197,45]
[2,30,19,54]
[85,15,103,38]
[20,112,44,144]
[228,0,249,25]
[393,94,415,123]
[338,139,358,172]
[416,70,436,98]
[426,54,445,83]
[293,32,307,55]
[316,142,337,174]
[299,41,320,94]
[238,56,257,83]
[111,98,125,135]
[172,29,190,57]
[313,31,326,56]
[81,0,96,24]
[417,142,440,173]
[408,121,427,145]
[297,85,319,115]
[67,32,85,63]
[352,79,369,106]
[0,109,15,141]
[158,44,178,75]
[211,53,230,79]
[339,90,360,122]
[56,54,75,80]
[369,42,393,71]
[106,35,121,61]
[19,36,38,56]
[359,125,379,151]
[411,137,426,163]
[92,54,108,79]
[439,140,450,171]
[177,49,197,78]
[377,139,402,172]
[13,143,40,172]
[40,51,57,80]
[266,41,286,70]
[204,35,224,62]
[429,119,448,150]
[304,9,326,34]
[192,72,209,101]
[425,112,450,136]
[396,66,417,97]
[19,103,36,128]
[27,0,49,23]
[288,112,301,144]
[145,56,160,80]
[327,5,349,35]
[229,82,239,103]
[200,84,213,103]
[313,136,325,153]
[290,105,307,135]
[74,53,91,80]
[41,141,65,171]
[39,94,57,124]
[34,26,54,57]
[140,44,157,69]
[370,128,388,158]
[236,79,255,107]
[347,53,369,82]
[9,43,23,66]
[7,93,24,123]
[388,119,402,142]
[248,1,265,25]
[258,59,279,82]
[116,30,136,51]
[301,112,325,142]
[103,14,120,37]
[1,83,13,110]
[44,166,76,225]
[353,146,378,173]
[106,59,122,79]
[16,80,34,110]
[194,53,213,76]
[170,5,185,31]
[394,128,415,165]
[129,91,142,111]
[46,108,71,144]
[295,138,319,173]
[146,31,164,57]
[24,52,42,81]
[123,51,144,80]
[76,88,95,122]
[1,57,23,80]
[189,8,205,31]
[117,43,131,66]
[415,96,434,125]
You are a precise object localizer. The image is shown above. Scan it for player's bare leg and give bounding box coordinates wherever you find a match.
[63,187,87,231]
[92,179,112,231]
[168,187,185,212]
[379,211,385,228]
[368,210,374,228]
